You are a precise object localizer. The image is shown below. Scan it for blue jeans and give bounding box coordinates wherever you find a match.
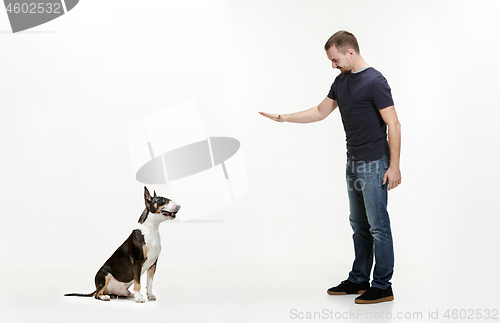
[346,155,394,289]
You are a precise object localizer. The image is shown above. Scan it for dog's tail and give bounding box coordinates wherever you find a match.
[64,290,97,297]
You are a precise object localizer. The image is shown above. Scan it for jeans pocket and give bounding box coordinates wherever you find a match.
[382,155,390,171]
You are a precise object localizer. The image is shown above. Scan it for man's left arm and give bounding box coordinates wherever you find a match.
[379,105,401,190]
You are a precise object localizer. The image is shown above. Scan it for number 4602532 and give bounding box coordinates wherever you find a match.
[5,2,62,14]
[444,309,499,320]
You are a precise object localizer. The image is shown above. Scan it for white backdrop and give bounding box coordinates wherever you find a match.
[1,0,499,322]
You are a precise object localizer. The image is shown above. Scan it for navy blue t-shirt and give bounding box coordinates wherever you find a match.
[327,67,394,162]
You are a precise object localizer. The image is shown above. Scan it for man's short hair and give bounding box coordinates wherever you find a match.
[324,30,360,54]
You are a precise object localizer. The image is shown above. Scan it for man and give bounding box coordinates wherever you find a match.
[260,30,401,304]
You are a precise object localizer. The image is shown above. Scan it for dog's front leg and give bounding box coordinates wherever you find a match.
[147,260,157,301]
[133,265,146,303]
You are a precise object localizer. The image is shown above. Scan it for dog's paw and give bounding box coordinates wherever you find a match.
[148,294,156,301]
[134,295,146,303]
[100,295,111,301]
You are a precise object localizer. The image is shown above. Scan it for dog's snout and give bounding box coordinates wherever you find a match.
[176,205,181,212]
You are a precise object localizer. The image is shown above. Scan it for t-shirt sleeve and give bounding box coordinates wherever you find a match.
[327,82,336,100]
[370,75,394,110]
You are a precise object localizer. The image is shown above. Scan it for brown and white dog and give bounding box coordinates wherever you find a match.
[65,187,180,303]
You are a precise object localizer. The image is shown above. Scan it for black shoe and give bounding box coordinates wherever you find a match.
[355,286,394,304]
[327,280,370,295]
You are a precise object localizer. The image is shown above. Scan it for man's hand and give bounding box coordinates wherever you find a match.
[259,111,287,122]
[383,166,401,191]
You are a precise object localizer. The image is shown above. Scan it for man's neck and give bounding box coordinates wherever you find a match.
[352,56,370,73]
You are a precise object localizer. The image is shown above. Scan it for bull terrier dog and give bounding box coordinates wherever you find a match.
[65,187,180,302]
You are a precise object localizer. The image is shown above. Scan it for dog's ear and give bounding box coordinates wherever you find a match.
[144,186,152,202]
[154,191,157,198]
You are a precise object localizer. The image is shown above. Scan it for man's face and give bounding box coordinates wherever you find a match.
[326,46,352,75]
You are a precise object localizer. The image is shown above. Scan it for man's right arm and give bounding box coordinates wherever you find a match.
[259,97,338,123]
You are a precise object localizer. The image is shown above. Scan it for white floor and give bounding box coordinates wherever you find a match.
[2,263,496,323]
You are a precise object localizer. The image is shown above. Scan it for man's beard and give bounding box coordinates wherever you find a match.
[339,67,352,75]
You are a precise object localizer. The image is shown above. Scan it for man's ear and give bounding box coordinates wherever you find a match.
[144,186,152,202]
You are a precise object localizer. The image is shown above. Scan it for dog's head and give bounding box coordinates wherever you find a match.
[139,186,181,224]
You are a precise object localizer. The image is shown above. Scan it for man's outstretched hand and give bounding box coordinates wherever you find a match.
[259,111,286,122]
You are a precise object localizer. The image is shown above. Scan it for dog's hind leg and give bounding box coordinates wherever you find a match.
[95,268,112,301]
